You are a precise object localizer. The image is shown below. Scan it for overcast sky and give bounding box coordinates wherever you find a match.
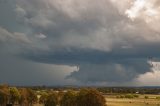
[0,0,160,86]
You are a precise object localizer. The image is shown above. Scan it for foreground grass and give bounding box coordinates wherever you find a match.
[105,94,160,106]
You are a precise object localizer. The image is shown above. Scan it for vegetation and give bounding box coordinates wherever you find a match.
[0,84,9,106]
[0,90,8,106]
[18,88,38,106]
[106,94,160,106]
[60,90,77,106]
[9,87,21,104]
[98,87,160,94]
[60,89,106,106]
[19,88,30,106]
[145,96,149,99]
[133,94,139,98]
[156,96,160,100]
[26,89,38,106]
[124,94,134,98]
[116,94,139,99]
[45,92,58,106]
[76,89,106,106]
[1,84,160,106]
[39,92,48,104]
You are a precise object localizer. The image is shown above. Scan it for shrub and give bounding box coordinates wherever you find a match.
[156,97,160,100]
[120,95,125,98]
[144,96,149,99]
[133,94,139,98]
[125,94,134,99]
[116,95,120,98]
[76,89,106,106]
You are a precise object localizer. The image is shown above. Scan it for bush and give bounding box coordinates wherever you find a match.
[133,94,139,98]
[144,96,149,99]
[76,89,106,106]
[116,95,120,98]
[156,97,160,100]
[125,94,134,99]
[120,95,125,98]
[116,95,125,98]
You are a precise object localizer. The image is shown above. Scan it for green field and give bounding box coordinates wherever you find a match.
[105,94,160,106]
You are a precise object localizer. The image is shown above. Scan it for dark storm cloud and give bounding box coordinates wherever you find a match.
[68,60,149,83]
[0,48,77,86]
[0,0,160,85]
[22,48,152,83]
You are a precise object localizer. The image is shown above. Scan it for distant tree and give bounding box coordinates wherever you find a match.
[45,92,58,106]
[76,89,106,106]
[9,87,20,104]
[60,90,77,106]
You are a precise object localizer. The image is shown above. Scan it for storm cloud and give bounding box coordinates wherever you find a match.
[0,0,160,85]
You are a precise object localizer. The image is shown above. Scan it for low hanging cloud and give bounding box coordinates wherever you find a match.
[0,0,160,85]
[68,59,150,83]
[0,27,31,44]
[0,51,77,86]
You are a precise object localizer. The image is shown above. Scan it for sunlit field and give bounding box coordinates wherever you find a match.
[34,94,160,106]
[105,94,160,106]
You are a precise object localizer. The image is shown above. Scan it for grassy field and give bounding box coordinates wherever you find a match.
[105,94,160,106]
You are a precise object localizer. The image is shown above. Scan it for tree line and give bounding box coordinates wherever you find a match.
[98,87,160,94]
[0,84,37,106]
[0,84,107,106]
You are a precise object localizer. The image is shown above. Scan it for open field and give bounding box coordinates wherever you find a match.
[105,94,160,106]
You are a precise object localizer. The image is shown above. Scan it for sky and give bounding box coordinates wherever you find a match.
[0,0,160,86]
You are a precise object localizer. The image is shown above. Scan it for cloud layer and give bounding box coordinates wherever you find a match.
[0,0,160,85]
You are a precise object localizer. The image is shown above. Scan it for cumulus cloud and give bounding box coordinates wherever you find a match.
[14,0,160,51]
[0,27,31,45]
[0,0,160,85]
[126,0,160,32]
[35,33,47,39]
[14,0,160,84]
[68,60,150,83]
[136,61,160,86]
